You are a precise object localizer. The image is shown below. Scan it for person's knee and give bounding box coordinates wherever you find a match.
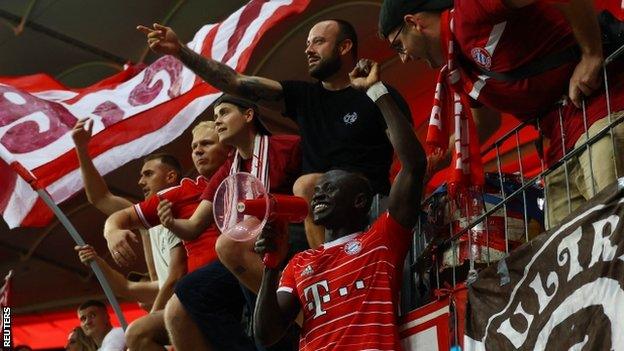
[125,319,150,348]
[293,173,322,199]
[164,294,185,332]
[216,233,248,267]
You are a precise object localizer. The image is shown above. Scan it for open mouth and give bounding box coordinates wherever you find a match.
[308,57,319,65]
[312,201,331,215]
[217,126,227,134]
[142,188,151,197]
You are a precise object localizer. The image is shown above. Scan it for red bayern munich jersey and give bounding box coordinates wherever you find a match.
[134,176,219,272]
[450,0,624,163]
[278,212,412,351]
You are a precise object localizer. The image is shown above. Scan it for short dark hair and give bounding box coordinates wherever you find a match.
[329,19,358,60]
[78,299,107,311]
[143,153,182,178]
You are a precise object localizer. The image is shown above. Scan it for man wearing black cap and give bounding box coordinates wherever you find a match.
[138,19,411,250]
[379,0,624,229]
[159,95,301,350]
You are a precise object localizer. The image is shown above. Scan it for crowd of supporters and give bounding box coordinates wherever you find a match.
[64,0,623,350]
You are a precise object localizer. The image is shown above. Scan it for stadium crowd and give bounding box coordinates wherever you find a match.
[65,0,623,350]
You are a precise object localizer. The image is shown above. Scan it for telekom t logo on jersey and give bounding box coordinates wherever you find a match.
[303,279,366,319]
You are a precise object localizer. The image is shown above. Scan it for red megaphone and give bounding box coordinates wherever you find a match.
[237,194,308,268]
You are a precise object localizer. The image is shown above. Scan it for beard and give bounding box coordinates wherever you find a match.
[309,48,341,80]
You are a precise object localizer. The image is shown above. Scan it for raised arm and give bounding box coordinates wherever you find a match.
[75,245,158,304]
[253,224,300,346]
[72,119,135,214]
[157,199,213,241]
[137,23,284,111]
[350,59,426,229]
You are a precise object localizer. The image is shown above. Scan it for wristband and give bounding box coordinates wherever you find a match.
[366,81,389,102]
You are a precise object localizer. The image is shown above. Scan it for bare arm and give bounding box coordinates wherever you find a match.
[350,60,426,228]
[253,225,300,346]
[72,119,134,214]
[103,207,143,267]
[76,245,158,304]
[554,0,603,107]
[158,199,213,241]
[150,244,187,312]
[138,23,284,111]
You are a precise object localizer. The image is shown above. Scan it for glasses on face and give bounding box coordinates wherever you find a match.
[389,24,406,55]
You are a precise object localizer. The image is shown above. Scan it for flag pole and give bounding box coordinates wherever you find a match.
[6,159,128,330]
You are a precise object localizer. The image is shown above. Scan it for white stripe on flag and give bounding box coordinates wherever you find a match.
[399,305,450,332]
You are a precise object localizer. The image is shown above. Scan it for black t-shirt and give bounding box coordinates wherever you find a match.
[280,80,411,195]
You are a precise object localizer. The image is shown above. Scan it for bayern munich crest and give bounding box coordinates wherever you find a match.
[343,240,362,255]
[470,47,492,69]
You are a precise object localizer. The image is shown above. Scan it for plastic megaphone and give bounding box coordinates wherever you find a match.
[213,172,308,268]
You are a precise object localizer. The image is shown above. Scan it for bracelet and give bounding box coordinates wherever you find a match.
[366,81,389,102]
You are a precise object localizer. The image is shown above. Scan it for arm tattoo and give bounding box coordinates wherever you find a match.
[238,77,283,102]
[178,45,238,90]
[178,45,282,103]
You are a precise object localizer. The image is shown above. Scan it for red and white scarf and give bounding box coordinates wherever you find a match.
[426,9,484,196]
[229,134,271,190]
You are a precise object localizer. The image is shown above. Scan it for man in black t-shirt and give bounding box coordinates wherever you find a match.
[139,19,411,249]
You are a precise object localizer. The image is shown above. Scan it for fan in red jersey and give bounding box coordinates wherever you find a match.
[254,58,427,351]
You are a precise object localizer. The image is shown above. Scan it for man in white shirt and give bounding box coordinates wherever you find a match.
[77,300,125,351]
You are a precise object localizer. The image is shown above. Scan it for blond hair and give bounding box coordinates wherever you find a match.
[192,120,216,135]
[68,326,97,351]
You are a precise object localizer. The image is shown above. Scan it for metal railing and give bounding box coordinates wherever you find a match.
[401,44,624,346]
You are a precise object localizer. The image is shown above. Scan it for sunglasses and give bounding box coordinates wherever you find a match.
[389,24,406,55]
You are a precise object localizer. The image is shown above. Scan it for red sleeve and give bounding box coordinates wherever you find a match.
[459,0,512,23]
[372,212,413,265]
[201,158,232,202]
[277,256,298,295]
[134,185,181,228]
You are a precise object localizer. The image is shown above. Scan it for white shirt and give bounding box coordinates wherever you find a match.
[148,225,182,287]
[98,327,125,351]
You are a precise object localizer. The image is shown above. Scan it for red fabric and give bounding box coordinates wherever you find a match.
[0,0,312,229]
[399,298,451,350]
[278,213,411,351]
[134,176,218,271]
[451,0,577,162]
[595,0,624,20]
[201,134,301,201]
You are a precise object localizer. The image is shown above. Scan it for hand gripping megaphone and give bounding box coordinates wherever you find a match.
[213,172,308,268]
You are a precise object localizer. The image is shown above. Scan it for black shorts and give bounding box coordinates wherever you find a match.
[175,260,256,351]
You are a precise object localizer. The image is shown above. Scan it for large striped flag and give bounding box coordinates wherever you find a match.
[0,0,309,228]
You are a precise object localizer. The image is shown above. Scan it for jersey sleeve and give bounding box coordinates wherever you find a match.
[464,0,513,22]
[279,80,307,121]
[373,212,413,265]
[200,158,232,202]
[134,195,161,229]
[277,257,298,295]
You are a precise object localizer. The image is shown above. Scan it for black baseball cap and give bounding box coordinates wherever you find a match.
[379,0,453,38]
[214,94,272,136]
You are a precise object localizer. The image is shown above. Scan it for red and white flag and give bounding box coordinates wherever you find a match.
[0,0,309,228]
[399,298,451,351]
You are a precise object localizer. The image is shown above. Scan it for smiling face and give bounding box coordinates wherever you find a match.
[137,159,177,198]
[310,170,372,230]
[191,124,229,177]
[305,21,345,80]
